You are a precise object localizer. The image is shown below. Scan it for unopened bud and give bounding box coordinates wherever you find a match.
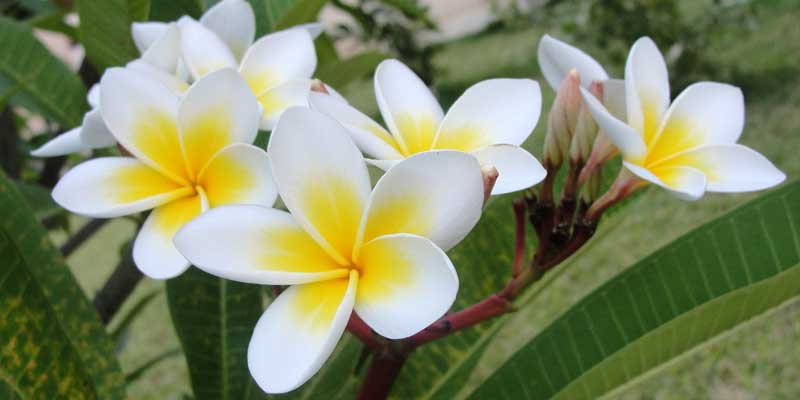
[310,79,329,94]
[543,69,581,169]
[569,80,603,165]
[580,167,601,205]
[481,164,499,205]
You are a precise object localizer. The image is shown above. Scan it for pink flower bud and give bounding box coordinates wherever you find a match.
[569,80,603,165]
[542,69,581,169]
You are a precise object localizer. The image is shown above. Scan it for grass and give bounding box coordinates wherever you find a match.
[59,1,800,398]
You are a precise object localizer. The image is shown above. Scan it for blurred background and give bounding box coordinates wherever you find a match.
[4,0,799,398]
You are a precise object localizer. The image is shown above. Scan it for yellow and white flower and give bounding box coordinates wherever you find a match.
[174,107,485,393]
[170,0,319,129]
[310,59,546,195]
[32,24,189,157]
[52,68,276,279]
[581,37,785,199]
[34,0,320,157]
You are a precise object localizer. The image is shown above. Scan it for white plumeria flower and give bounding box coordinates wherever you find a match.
[580,37,785,200]
[538,34,626,120]
[174,107,485,393]
[310,59,546,195]
[34,0,321,158]
[32,23,189,157]
[52,68,277,279]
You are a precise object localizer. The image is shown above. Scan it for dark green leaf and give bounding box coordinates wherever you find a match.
[316,51,390,89]
[77,0,150,71]
[166,267,264,400]
[247,0,326,36]
[14,181,61,220]
[149,0,203,21]
[468,181,800,399]
[0,170,126,398]
[0,16,87,127]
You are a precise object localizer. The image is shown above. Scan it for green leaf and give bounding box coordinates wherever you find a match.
[247,0,326,36]
[316,51,390,89]
[14,181,61,220]
[467,181,800,399]
[77,0,150,71]
[166,267,264,400]
[0,170,126,398]
[0,16,87,127]
[149,0,203,21]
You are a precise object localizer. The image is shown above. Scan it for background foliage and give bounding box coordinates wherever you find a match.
[1,0,798,399]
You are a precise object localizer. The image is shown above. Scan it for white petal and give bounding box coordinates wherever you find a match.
[647,82,745,164]
[87,84,100,108]
[269,107,372,264]
[603,78,627,121]
[472,145,546,195]
[126,60,190,95]
[624,161,706,201]
[355,233,457,339]
[99,67,187,183]
[80,108,116,148]
[365,158,400,171]
[309,91,403,160]
[140,23,180,74]
[655,144,785,193]
[133,192,206,279]
[537,34,609,91]
[374,59,444,154]
[624,37,670,145]
[239,28,317,96]
[52,157,190,218]
[197,143,277,208]
[248,272,357,393]
[131,22,168,54]
[200,0,255,61]
[435,78,541,150]
[257,79,313,131]
[175,205,347,285]
[31,128,89,157]
[357,150,483,253]
[177,68,261,177]
[177,17,237,80]
[580,86,646,161]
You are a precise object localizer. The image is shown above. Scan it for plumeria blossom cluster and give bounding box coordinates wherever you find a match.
[48,2,787,393]
[33,0,319,156]
[537,35,785,203]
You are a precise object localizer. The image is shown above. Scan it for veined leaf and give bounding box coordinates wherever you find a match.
[468,181,800,399]
[316,51,390,89]
[246,0,327,36]
[77,0,150,71]
[0,171,126,398]
[166,267,264,400]
[0,16,87,127]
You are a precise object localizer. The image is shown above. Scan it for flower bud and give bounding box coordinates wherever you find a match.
[569,80,603,166]
[580,167,601,205]
[542,69,581,169]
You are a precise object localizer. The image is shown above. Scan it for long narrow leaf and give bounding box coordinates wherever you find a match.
[467,181,800,399]
[0,171,126,398]
[166,267,264,400]
[0,16,87,127]
[77,0,149,70]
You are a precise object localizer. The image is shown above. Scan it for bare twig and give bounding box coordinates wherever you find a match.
[60,218,109,257]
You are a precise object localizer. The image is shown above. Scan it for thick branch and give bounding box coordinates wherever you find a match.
[60,219,108,257]
[93,242,142,324]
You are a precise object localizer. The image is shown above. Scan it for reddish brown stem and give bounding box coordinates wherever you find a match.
[357,353,408,400]
[511,199,527,278]
[347,314,383,352]
[411,294,515,346]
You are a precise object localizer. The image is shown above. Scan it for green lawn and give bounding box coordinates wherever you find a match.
[61,1,800,398]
